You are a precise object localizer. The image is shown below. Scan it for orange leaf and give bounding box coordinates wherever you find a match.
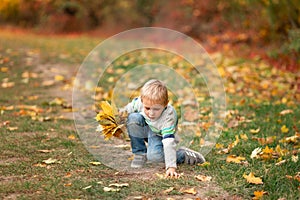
[68,134,76,140]
[262,146,273,154]
[243,172,263,184]
[253,190,267,200]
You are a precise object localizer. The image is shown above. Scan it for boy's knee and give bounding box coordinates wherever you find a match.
[147,151,164,163]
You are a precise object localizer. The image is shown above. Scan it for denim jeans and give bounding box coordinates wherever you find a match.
[126,113,185,164]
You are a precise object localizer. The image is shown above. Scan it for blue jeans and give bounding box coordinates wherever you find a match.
[126,113,185,164]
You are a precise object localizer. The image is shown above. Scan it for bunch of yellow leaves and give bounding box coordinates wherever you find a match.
[95,101,126,140]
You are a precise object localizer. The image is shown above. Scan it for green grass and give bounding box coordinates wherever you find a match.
[0,29,299,199]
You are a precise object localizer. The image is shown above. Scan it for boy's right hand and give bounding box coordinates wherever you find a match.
[166,167,179,179]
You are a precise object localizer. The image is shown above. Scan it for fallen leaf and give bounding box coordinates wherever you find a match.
[262,146,273,154]
[281,125,289,133]
[37,149,53,153]
[215,143,224,149]
[1,105,14,110]
[251,147,262,159]
[83,185,92,190]
[195,174,212,182]
[243,172,263,184]
[197,161,211,167]
[0,67,9,72]
[279,109,293,115]
[64,183,72,187]
[279,133,300,143]
[240,134,248,141]
[42,158,59,164]
[21,71,38,78]
[162,187,174,194]
[291,155,298,163]
[68,134,76,140]
[252,136,276,145]
[7,126,18,131]
[180,187,197,195]
[89,161,102,166]
[42,80,55,86]
[64,172,72,178]
[33,163,47,167]
[103,187,120,192]
[226,155,246,164]
[250,128,260,134]
[108,183,129,188]
[253,190,267,200]
[275,159,286,166]
[1,81,15,88]
[54,75,65,81]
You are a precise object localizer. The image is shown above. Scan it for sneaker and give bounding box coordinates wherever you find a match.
[180,147,205,165]
[131,154,147,168]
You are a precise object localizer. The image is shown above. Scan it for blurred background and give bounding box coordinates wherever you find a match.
[0,0,299,70]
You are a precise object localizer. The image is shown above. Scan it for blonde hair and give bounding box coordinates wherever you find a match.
[141,79,168,106]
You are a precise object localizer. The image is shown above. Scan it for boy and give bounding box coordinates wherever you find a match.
[122,79,205,178]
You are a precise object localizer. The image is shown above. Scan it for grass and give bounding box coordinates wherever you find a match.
[0,29,299,199]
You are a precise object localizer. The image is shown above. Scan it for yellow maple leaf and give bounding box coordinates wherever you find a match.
[281,125,289,133]
[226,155,246,164]
[253,190,267,200]
[262,146,273,154]
[243,172,263,184]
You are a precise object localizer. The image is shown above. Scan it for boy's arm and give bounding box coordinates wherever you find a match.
[162,137,177,169]
[161,108,178,170]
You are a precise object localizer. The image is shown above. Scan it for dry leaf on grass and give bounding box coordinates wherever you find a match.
[195,174,212,182]
[103,187,120,192]
[252,190,268,200]
[162,187,174,194]
[89,161,102,166]
[243,172,263,184]
[180,187,197,195]
[250,147,262,159]
[226,155,247,164]
[280,125,289,133]
[83,185,92,190]
[279,109,293,115]
[250,128,260,134]
[42,158,60,164]
[108,183,129,188]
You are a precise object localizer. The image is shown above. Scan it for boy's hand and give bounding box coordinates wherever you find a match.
[166,167,179,178]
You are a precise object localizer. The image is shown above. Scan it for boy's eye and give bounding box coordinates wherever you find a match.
[145,107,150,110]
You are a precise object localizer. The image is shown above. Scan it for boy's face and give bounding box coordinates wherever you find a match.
[142,98,166,121]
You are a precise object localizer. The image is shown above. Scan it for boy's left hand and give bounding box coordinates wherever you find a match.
[166,167,179,178]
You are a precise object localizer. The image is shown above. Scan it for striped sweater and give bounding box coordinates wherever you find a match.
[125,97,178,169]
